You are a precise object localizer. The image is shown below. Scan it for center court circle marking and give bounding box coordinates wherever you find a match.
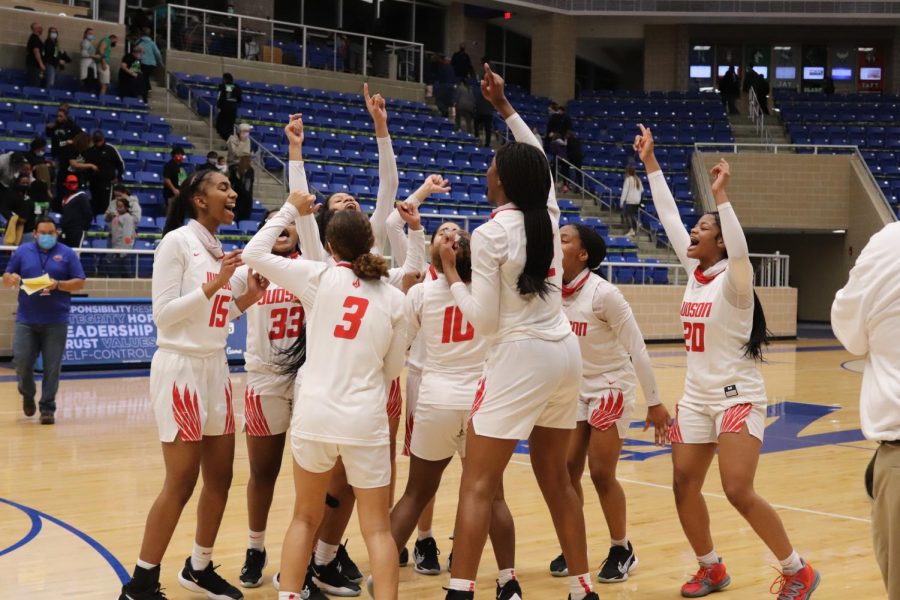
[0,497,129,583]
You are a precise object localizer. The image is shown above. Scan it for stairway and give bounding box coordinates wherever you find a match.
[146,87,287,210]
[728,112,791,147]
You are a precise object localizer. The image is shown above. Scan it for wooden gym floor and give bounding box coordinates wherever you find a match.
[0,337,885,599]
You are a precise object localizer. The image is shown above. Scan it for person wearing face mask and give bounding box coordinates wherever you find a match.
[24,137,50,169]
[8,165,51,237]
[197,151,220,174]
[162,146,188,211]
[25,22,45,87]
[96,33,118,96]
[45,104,82,156]
[216,73,242,141]
[82,129,125,216]
[80,28,100,91]
[136,27,164,90]
[106,184,142,222]
[2,216,86,425]
[59,174,92,248]
[226,123,251,168]
[42,27,69,90]
[119,44,148,102]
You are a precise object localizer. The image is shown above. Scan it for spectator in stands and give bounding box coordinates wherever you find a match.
[230,155,254,222]
[243,34,260,61]
[42,27,69,90]
[83,130,125,215]
[119,44,148,102]
[546,103,572,139]
[162,146,187,210]
[619,165,643,237]
[434,56,456,117]
[216,155,228,174]
[451,43,475,82]
[718,66,740,115]
[58,132,95,203]
[216,72,242,141]
[197,151,220,173]
[136,27,163,93]
[0,152,27,189]
[4,168,51,240]
[46,104,81,157]
[559,130,583,192]
[80,28,100,91]
[59,174,92,247]
[25,22,45,88]
[453,81,476,134]
[474,83,493,148]
[23,138,51,182]
[96,33,118,96]
[226,123,251,168]
[106,184,141,222]
[823,75,835,95]
[3,215,86,425]
[105,196,136,277]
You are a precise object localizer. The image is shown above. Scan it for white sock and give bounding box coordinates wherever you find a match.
[314,541,339,566]
[497,568,516,586]
[248,529,265,551]
[779,550,803,575]
[279,592,302,600]
[569,573,593,599]
[417,529,433,541]
[190,543,212,571]
[447,578,475,592]
[611,536,629,549]
[697,550,719,567]
[136,558,157,570]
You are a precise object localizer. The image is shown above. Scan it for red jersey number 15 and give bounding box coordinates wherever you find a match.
[334,296,369,340]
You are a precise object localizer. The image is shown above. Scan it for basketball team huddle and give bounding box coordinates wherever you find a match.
[118,66,820,600]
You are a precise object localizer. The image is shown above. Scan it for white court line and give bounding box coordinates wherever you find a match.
[508,458,871,524]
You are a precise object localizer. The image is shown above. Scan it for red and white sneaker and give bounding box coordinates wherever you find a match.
[681,560,731,597]
[771,561,820,600]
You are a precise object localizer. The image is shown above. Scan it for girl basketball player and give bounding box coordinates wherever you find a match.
[119,170,267,600]
[386,226,521,600]
[635,125,820,599]
[547,223,669,582]
[243,191,407,600]
[230,209,301,590]
[437,64,597,600]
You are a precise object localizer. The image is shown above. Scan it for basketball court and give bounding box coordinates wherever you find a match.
[0,336,880,598]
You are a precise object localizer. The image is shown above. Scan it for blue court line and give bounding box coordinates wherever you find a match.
[0,497,129,584]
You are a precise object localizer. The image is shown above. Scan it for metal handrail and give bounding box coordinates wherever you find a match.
[164,4,425,83]
[553,155,614,211]
[747,87,772,147]
[250,135,286,190]
[694,142,896,221]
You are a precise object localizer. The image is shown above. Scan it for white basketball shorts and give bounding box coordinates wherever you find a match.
[575,385,637,440]
[669,400,767,444]
[291,436,391,489]
[243,371,294,437]
[410,405,469,461]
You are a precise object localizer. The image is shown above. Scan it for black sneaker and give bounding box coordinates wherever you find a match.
[399,547,409,567]
[549,552,568,577]
[568,594,599,600]
[239,548,267,588]
[177,557,243,599]
[597,542,638,583]
[496,578,523,600]
[445,590,475,600]
[312,558,362,597]
[119,565,167,599]
[39,412,54,425]
[337,540,364,583]
[413,536,441,575]
[22,397,35,417]
[272,569,328,600]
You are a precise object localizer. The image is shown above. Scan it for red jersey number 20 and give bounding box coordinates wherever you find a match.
[334,296,370,340]
[683,322,705,352]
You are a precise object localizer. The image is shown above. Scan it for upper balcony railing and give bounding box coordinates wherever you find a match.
[502,0,900,16]
[156,4,425,84]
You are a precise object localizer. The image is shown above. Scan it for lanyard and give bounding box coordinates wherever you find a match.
[36,244,53,274]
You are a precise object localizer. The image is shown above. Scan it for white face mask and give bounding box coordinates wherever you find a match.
[87,34,95,41]
[50,32,58,40]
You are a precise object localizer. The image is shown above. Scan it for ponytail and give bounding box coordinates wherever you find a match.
[494,142,554,299]
[163,170,213,236]
[743,291,771,361]
[274,324,307,377]
[455,233,473,283]
[351,253,389,280]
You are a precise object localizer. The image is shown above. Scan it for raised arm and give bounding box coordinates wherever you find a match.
[441,224,503,338]
[242,196,325,301]
[284,114,325,261]
[710,160,753,308]
[385,205,426,289]
[387,175,451,265]
[636,124,691,269]
[383,292,409,382]
[365,84,397,254]
[402,283,424,348]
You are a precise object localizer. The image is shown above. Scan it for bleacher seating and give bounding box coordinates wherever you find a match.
[776,90,900,219]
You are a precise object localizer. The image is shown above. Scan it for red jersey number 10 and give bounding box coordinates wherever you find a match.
[209,294,230,328]
[334,296,370,340]
[441,307,475,343]
[683,322,705,352]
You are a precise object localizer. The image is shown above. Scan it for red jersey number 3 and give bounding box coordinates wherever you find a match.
[334,296,369,340]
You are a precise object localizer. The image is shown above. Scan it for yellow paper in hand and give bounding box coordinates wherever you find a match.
[21,274,53,296]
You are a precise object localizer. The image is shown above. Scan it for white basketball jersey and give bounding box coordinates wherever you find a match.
[413,273,488,410]
[563,271,636,399]
[406,265,439,372]
[680,262,767,407]
[296,264,406,446]
[233,261,305,376]
[152,226,233,357]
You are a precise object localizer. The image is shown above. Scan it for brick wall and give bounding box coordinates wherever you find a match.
[530,14,576,104]
[698,153,851,231]
[0,279,151,357]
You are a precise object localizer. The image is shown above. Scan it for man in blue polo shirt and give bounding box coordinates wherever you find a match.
[2,216,86,424]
